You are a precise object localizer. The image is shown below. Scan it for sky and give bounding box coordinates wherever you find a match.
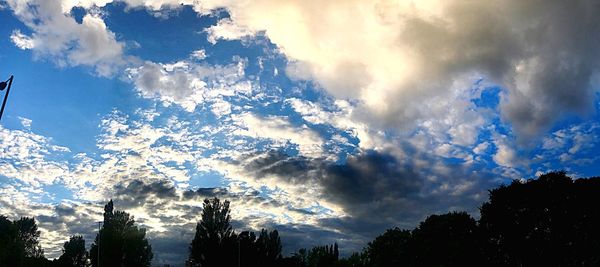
[1,0,600,265]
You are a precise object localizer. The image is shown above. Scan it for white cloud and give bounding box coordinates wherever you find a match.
[126,56,249,112]
[190,49,207,60]
[191,0,600,139]
[492,135,519,169]
[206,18,256,45]
[473,142,489,155]
[538,123,599,166]
[0,112,343,260]
[0,124,71,187]
[9,0,599,138]
[10,30,34,49]
[18,117,33,129]
[232,112,324,158]
[7,0,127,76]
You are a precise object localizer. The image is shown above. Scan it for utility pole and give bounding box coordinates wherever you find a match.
[98,221,102,267]
[0,75,14,121]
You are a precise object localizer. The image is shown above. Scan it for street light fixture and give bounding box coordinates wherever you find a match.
[0,75,15,121]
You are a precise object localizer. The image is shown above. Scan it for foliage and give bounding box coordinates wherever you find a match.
[189,197,237,267]
[0,215,25,266]
[15,217,45,259]
[256,229,282,267]
[188,197,284,267]
[364,228,411,267]
[338,252,367,267]
[410,212,483,267]
[305,243,339,267]
[89,200,153,267]
[480,171,600,266]
[56,235,88,267]
[0,216,49,267]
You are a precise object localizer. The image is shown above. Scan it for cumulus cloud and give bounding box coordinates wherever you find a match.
[536,122,600,168]
[0,124,71,187]
[194,0,600,139]
[6,0,127,76]
[0,111,343,260]
[232,113,324,158]
[10,29,35,49]
[126,57,250,112]
[7,0,600,263]
[10,0,600,136]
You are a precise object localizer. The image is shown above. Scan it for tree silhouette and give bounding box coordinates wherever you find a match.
[57,235,89,267]
[0,215,24,266]
[256,229,282,267]
[364,228,411,267]
[296,243,340,267]
[189,197,237,267]
[338,252,367,267]
[89,200,153,267]
[15,217,44,259]
[480,171,600,266]
[237,231,258,267]
[410,212,483,267]
[0,216,51,267]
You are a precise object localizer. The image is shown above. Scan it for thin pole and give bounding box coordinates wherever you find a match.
[0,75,14,121]
[98,221,102,267]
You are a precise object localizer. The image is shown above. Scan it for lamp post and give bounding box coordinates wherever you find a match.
[97,221,103,267]
[0,75,14,121]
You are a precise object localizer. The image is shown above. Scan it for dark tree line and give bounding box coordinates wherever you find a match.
[0,200,152,267]
[3,171,600,267]
[349,171,600,267]
[188,197,283,267]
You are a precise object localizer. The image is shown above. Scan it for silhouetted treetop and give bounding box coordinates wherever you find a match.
[480,171,600,266]
[364,227,411,267]
[411,212,483,267]
[90,199,153,267]
[15,217,44,259]
[189,197,236,267]
[56,235,88,267]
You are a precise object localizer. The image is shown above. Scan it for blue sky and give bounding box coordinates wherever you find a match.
[2,0,600,265]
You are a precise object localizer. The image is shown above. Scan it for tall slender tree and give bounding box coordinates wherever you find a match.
[256,229,282,267]
[89,200,153,267]
[189,197,237,267]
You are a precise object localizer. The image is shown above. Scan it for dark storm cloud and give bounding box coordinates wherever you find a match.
[320,152,422,207]
[242,150,423,215]
[491,0,600,138]
[182,187,229,200]
[112,179,177,209]
[114,179,177,199]
[239,149,499,247]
